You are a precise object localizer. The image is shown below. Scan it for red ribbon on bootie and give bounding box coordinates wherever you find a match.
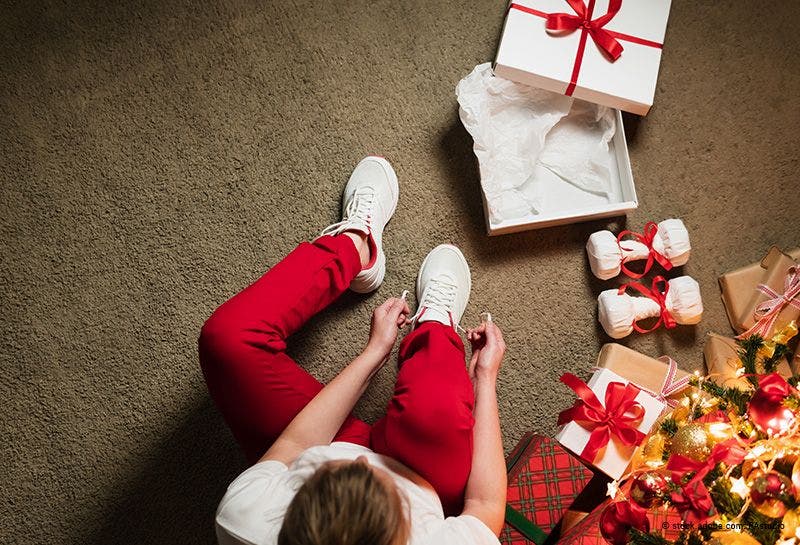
[558,373,646,463]
[618,276,677,333]
[508,0,663,96]
[617,221,673,279]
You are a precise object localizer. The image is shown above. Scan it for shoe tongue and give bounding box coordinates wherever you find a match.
[417,306,450,327]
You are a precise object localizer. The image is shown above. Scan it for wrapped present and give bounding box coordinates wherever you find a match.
[739,250,800,338]
[555,369,665,480]
[557,499,682,545]
[704,332,794,389]
[719,246,800,334]
[501,433,594,545]
[595,343,693,411]
[494,0,672,115]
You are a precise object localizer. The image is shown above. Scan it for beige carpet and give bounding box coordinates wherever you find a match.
[1,1,798,543]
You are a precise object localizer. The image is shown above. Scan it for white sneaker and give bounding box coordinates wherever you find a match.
[319,156,399,293]
[411,244,471,330]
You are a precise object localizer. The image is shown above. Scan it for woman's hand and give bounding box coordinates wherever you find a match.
[467,321,506,383]
[365,297,411,362]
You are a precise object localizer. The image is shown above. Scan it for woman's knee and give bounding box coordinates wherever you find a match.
[396,386,474,440]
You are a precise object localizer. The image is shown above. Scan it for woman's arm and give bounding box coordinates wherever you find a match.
[462,321,507,535]
[259,297,410,465]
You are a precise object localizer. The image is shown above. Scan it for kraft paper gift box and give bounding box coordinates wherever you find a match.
[703,333,795,390]
[595,343,693,412]
[719,246,800,334]
[495,0,672,115]
[556,368,664,481]
[500,433,594,545]
[739,249,800,335]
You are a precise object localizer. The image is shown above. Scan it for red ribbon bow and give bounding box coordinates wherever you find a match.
[667,439,747,524]
[546,0,624,60]
[558,373,646,463]
[669,479,716,525]
[618,276,677,333]
[508,1,663,97]
[617,221,673,279]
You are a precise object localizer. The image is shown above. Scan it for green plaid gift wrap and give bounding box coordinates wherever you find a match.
[501,433,595,545]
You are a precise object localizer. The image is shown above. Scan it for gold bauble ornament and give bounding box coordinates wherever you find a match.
[782,508,799,540]
[670,423,711,461]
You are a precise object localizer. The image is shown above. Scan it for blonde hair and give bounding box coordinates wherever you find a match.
[278,460,409,545]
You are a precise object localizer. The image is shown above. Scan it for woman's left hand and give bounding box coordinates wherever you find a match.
[365,297,411,362]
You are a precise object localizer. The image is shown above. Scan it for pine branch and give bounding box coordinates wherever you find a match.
[660,418,678,437]
[698,380,751,415]
[629,529,671,545]
[761,343,789,373]
[738,335,763,388]
[709,474,745,518]
[742,509,782,545]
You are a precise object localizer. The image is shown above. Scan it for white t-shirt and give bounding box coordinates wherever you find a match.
[216,441,500,545]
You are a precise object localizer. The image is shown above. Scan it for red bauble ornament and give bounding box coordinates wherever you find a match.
[750,470,793,518]
[630,472,668,508]
[600,501,650,545]
[748,373,797,435]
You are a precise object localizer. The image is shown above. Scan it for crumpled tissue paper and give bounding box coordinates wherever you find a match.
[456,63,617,225]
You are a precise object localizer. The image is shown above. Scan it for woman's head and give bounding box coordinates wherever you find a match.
[278,457,410,545]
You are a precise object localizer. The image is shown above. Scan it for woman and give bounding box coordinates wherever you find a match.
[199,156,507,545]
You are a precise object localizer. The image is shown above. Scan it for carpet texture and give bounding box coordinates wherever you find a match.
[1,1,798,543]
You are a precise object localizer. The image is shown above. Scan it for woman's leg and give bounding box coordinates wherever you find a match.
[371,323,475,515]
[370,245,476,515]
[199,156,398,463]
[199,234,371,463]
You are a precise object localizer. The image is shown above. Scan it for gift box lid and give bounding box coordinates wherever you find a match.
[494,0,672,115]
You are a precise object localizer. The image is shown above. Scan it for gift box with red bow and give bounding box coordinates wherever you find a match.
[500,433,595,545]
[555,369,665,480]
[494,0,672,115]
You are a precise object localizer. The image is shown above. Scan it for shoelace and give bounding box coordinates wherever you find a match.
[319,189,376,237]
[409,277,467,334]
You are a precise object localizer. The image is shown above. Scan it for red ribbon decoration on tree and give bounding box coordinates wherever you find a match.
[508,0,663,96]
[666,439,747,524]
[618,276,677,333]
[599,500,650,545]
[558,373,646,463]
[617,221,673,279]
[667,439,748,485]
[669,479,716,525]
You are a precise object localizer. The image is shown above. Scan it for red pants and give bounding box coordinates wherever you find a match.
[199,235,475,514]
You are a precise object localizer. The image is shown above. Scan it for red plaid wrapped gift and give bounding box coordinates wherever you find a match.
[501,433,595,545]
[557,499,683,545]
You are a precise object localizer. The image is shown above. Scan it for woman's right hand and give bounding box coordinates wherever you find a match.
[466,321,506,382]
[365,297,411,362]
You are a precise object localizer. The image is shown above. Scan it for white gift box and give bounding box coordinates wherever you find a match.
[494,0,672,116]
[481,108,636,235]
[555,367,664,480]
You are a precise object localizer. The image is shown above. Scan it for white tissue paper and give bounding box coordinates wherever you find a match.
[456,63,617,226]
